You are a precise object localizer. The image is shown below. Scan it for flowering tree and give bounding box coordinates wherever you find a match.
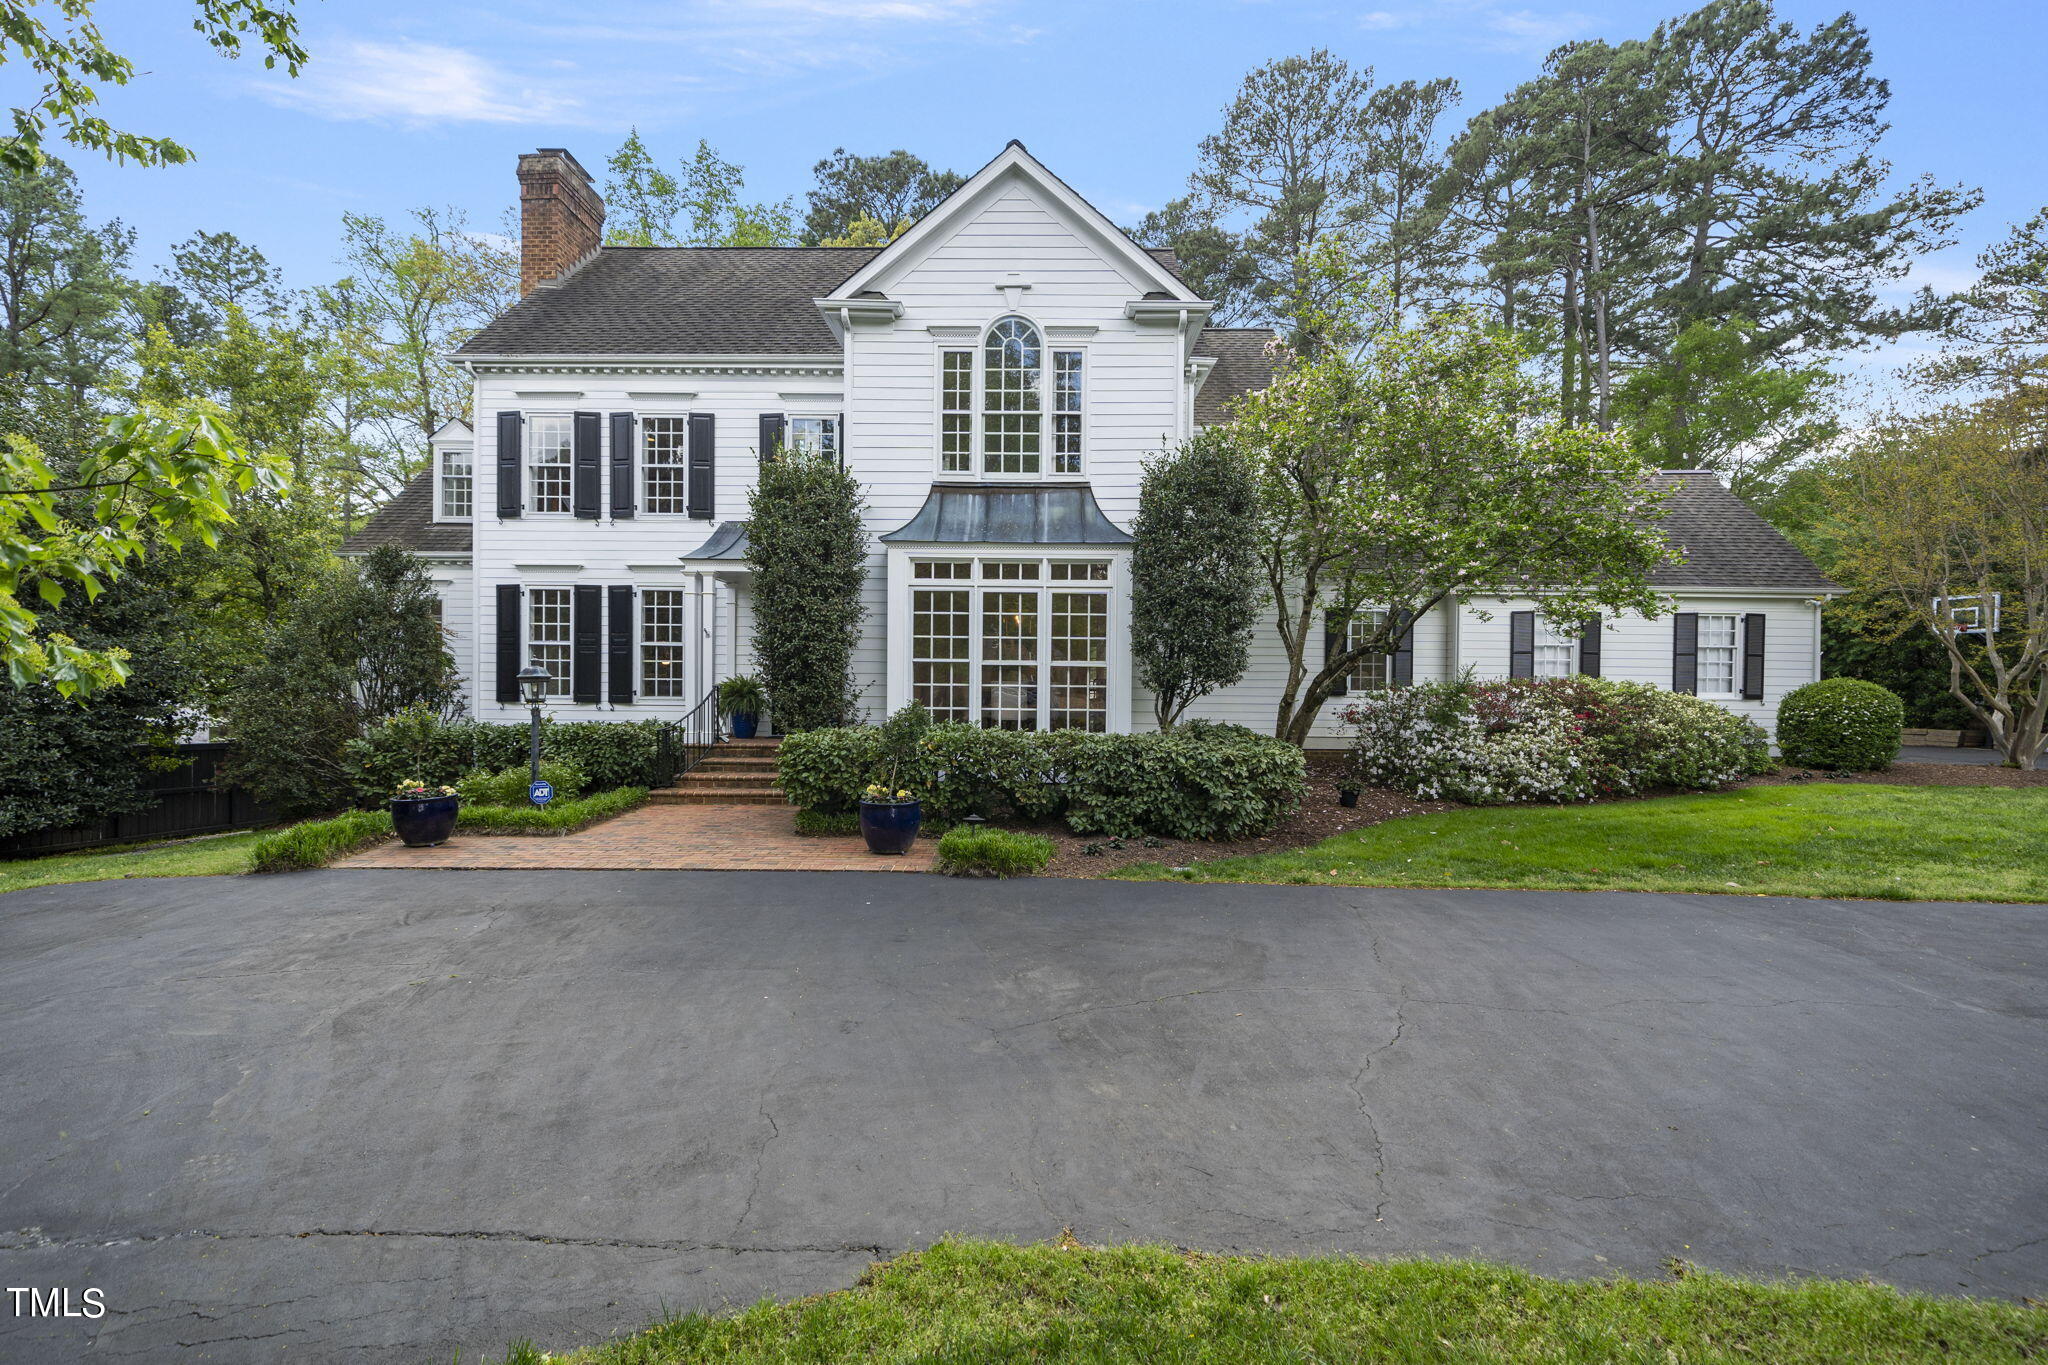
[1825,396,2048,768]
[1230,293,1672,745]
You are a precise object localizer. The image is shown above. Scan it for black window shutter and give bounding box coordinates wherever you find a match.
[759,412,785,462]
[1509,610,1536,679]
[688,412,716,519]
[1673,612,1700,694]
[495,411,523,518]
[572,411,601,519]
[609,412,636,519]
[494,583,522,703]
[572,584,602,703]
[1742,613,1767,700]
[1578,616,1602,677]
[607,585,635,704]
[1391,609,1415,686]
[1324,610,1350,697]
[838,410,846,466]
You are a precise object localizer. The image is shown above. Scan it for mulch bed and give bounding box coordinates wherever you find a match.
[1026,750,2043,878]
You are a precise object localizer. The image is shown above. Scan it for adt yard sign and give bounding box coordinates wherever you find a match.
[529,779,555,806]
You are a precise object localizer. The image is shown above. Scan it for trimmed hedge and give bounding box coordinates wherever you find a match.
[456,787,646,834]
[345,709,670,804]
[1341,677,1774,805]
[779,721,1306,841]
[936,826,1055,878]
[1777,677,1905,772]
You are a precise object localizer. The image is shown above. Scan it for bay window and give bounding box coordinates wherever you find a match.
[909,557,1112,731]
[940,316,1084,479]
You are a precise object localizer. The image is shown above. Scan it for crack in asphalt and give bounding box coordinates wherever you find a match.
[732,1103,782,1237]
[1346,999,1409,1224]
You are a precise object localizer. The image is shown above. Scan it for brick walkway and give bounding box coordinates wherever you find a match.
[336,803,935,873]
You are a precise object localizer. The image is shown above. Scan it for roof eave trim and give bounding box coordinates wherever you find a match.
[1126,299,1216,322]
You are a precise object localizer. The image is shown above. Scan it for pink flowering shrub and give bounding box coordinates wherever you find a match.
[1339,676,1770,804]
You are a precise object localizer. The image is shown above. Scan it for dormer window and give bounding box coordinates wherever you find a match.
[940,315,1084,479]
[437,445,473,521]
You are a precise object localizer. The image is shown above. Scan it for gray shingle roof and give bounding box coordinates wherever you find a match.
[1192,328,1279,425]
[459,246,1196,358]
[880,483,1132,544]
[338,470,472,555]
[1649,470,1837,592]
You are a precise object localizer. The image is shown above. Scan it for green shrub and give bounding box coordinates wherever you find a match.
[251,809,393,872]
[1777,677,1905,772]
[936,826,1055,878]
[346,712,669,804]
[778,721,1306,839]
[793,809,859,836]
[458,787,645,833]
[455,760,589,807]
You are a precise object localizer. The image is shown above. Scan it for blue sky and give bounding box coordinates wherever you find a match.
[67,0,2048,378]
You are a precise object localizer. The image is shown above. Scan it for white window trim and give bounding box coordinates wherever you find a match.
[637,409,695,518]
[787,413,840,463]
[1695,612,1742,699]
[525,583,576,699]
[933,313,1086,484]
[524,411,576,518]
[1346,608,1391,693]
[432,443,474,524]
[1532,615,1577,679]
[636,584,692,701]
[884,544,1130,731]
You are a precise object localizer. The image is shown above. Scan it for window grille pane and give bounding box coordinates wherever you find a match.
[528,588,573,696]
[1049,560,1108,581]
[1698,614,1739,694]
[941,350,973,474]
[912,588,971,721]
[980,560,1039,581]
[980,590,1038,729]
[982,316,1041,475]
[527,416,573,513]
[1049,590,1107,731]
[790,416,838,461]
[1346,609,1390,692]
[1052,350,1082,475]
[641,416,690,514]
[639,589,687,697]
[440,450,472,518]
[913,560,971,580]
[1533,617,1576,678]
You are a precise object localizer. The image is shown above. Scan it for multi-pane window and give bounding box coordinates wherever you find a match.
[1052,350,1083,475]
[789,415,838,462]
[941,351,973,473]
[982,316,1042,475]
[640,590,688,697]
[909,558,1112,731]
[527,588,572,697]
[439,447,472,519]
[642,416,690,514]
[526,415,573,513]
[1049,591,1108,731]
[1347,609,1390,693]
[911,588,972,722]
[1533,617,1577,678]
[1697,614,1739,695]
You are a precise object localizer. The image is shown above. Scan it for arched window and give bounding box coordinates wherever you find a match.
[982,316,1042,475]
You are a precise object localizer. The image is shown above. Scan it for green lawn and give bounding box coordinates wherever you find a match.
[480,1238,2046,1364]
[1115,784,2048,902]
[0,830,264,896]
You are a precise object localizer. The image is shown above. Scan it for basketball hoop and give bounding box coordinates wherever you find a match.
[1933,594,2000,637]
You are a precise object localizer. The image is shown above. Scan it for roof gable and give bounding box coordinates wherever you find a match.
[824,141,1200,305]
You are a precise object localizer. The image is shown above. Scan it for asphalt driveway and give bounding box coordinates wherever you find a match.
[2,870,2043,1363]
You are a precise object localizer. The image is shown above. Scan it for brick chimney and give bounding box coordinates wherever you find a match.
[517,148,604,295]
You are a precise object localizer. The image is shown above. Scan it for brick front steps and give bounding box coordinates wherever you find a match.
[650,737,788,806]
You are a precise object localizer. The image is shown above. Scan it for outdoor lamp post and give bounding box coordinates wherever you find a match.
[516,665,551,804]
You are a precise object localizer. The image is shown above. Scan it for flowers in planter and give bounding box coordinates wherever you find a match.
[864,784,914,803]
[392,780,457,800]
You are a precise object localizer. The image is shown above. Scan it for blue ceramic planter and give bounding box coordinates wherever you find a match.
[858,799,922,855]
[730,712,759,739]
[391,795,459,847]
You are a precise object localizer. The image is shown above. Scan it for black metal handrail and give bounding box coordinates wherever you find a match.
[651,690,724,787]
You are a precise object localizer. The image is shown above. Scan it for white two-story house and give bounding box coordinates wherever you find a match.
[342,142,1837,746]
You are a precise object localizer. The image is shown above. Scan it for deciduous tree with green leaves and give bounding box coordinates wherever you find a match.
[803,148,961,246]
[1232,269,1671,745]
[1130,429,1263,730]
[603,131,797,247]
[746,446,867,732]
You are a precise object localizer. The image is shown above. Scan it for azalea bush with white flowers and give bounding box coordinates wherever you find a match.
[1339,677,1771,805]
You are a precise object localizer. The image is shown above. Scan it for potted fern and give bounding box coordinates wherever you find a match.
[718,675,767,739]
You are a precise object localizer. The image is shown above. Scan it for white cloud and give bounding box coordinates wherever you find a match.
[1355,1,1596,56]
[256,39,581,126]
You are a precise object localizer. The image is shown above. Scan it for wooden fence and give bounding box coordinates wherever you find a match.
[0,743,278,857]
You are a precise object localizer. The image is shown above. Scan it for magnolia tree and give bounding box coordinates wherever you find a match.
[1826,397,2048,768]
[1129,430,1263,729]
[1231,305,1672,745]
